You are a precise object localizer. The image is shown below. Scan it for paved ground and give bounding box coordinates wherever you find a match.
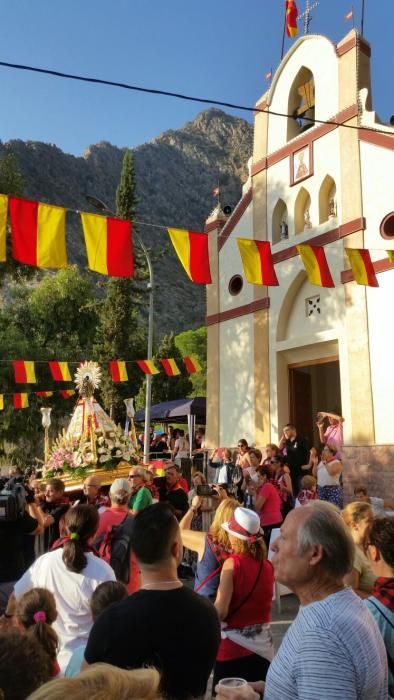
[270,592,299,649]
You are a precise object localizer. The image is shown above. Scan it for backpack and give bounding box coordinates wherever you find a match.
[97,514,135,583]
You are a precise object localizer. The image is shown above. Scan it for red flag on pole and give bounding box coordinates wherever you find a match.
[286,0,299,38]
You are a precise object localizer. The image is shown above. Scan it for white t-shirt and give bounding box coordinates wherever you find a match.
[265,587,388,700]
[14,548,115,671]
[174,437,189,458]
[316,460,341,487]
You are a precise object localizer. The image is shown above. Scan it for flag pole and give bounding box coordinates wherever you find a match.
[361,0,365,35]
[281,3,287,60]
[352,5,355,28]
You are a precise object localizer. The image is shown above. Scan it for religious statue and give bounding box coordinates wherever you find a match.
[328,198,337,218]
[280,221,289,240]
[304,209,312,230]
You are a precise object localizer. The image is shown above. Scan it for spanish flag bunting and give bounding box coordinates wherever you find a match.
[160,358,181,377]
[9,197,67,269]
[286,0,298,38]
[49,361,72,382]
[14,393,29,409]
[296,245,335,288]
[387,250,394,263]
[0,194,7,262]
[0,395,3,411]
[81,212,133,277]
[183,356,202,374]
[35,391,53,398]
[136,360,160,375]
[167,228,211,284]
[60,389,75,399]
[13,360,37,384]
[345,249,379,287]
[110,360,128,382]
[237,239,279,286]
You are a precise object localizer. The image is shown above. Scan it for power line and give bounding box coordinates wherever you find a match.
[0,59,391,136]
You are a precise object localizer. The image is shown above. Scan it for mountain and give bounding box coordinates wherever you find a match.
[0,108,253,337]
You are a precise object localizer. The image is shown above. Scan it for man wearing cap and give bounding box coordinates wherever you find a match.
[94,478,132,544]
[158,464,189,520]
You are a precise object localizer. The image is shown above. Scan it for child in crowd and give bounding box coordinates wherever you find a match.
[16,587,60,677]
[295,475,317,507]
[65,580,128,677]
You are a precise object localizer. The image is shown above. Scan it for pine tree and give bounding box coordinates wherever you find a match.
[94,150,146,422]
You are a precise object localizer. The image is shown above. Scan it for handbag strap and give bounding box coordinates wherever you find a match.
[367,598,394,675]
[226,559,264,623]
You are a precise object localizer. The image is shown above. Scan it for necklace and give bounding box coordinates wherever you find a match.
[141,580,181,589]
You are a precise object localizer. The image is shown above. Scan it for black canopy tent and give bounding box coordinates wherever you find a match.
[134,397,206,425]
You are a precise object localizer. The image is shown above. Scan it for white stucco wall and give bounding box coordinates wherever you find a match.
[219,200,254,311]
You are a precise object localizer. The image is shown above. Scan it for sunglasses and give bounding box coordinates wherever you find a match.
[128,474,139,479]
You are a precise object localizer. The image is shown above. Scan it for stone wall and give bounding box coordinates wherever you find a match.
[342,445,394,502]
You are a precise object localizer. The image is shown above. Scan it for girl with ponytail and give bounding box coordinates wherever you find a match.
[16,587,60,676]
[13,505,116,673]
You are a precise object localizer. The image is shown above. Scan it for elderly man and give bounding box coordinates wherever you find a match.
[158,464,189,520]
[79,476,109,509]
[217,501,388,700]
[128,467,152,515]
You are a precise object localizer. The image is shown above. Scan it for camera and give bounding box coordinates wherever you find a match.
[196,484,215,497]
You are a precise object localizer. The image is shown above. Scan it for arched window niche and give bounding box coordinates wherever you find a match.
[287,67,315,142]
[272,199,289,244]
[319,175,337,224]
[294,187,312,234]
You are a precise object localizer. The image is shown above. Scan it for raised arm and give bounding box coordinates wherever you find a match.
[179,496,206,560]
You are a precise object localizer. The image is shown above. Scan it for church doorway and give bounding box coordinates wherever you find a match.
[288,357,341,446]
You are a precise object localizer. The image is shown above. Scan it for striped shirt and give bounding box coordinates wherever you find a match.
[265,587,388,700]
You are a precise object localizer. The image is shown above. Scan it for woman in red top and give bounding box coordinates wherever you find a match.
[213,507,274,687]
[255,466,283,548]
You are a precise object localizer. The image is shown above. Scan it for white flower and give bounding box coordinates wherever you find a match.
[123,452,131,461]
[107,441,114,450]
[115,450,122,456]
[98,437,105,445]
[99,455,109,463]
[97,447,105,454]
[84,452,94,463]
[109,432,115,437]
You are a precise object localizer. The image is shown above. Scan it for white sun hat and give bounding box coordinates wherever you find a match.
[221,507,264,541]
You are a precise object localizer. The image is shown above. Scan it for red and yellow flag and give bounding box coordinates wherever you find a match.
[0,395,3,411]
[14,393,29,409]
[59,389,75,399]
[183,356,202,374]
[81,212,133,277]
[387,250,394,263]
[286,0,299,38]
[9,197,67,269]
[160,358,181,377]
[237,239,279,286]
[345,249,379,287]
[167,228,211,284]
[0,194,8,262]
[49,361,72,382]
[110,360,128,382]
[13,360,37,384]
[296,245,335,287]
[136,360,160,375]
[35,391,53,398]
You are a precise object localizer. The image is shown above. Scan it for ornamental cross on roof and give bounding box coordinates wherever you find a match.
[299,0,319,34]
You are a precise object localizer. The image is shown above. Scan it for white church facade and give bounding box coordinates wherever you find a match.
[205,29,394,498]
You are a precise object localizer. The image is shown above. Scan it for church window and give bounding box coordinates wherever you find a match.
[294,186,312,235]
[272,199,289,244]
[319,176,337,224]
[228,274,243,296]
[305,294,321,317]
[287,67,315,142]
[380,212,394,239]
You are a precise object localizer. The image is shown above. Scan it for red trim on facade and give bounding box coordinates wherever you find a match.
[251,104,358,178]
[271,217,366,265]
[336,35,371,58]
[218,187,253,251]
[358,129,394,151]
[206,296,270,326]
[204,218,227,234]
[341,256,394,284]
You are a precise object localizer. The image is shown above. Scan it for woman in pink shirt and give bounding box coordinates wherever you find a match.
[317,411,344,457]
[254,467,283,547]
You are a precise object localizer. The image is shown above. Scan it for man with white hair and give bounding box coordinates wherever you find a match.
[217,501,388,700]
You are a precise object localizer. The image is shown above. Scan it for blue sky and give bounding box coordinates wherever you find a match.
[0,0,392,155]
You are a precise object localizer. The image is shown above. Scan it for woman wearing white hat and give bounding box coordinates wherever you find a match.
[213,507,274,687]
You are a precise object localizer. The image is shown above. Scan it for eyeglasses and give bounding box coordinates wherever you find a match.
[128,474,139,479]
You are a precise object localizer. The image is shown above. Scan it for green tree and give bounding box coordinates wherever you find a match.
[94,150,146,421]
[175,327,207,396]
[151,333,193,404]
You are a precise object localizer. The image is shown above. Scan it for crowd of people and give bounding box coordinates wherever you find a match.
[0,413,393,700]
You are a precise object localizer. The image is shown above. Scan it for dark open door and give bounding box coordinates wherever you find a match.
[289,368,313,443]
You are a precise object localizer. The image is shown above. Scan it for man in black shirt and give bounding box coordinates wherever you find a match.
[42,478,69,550]
[85,503,220,699]
[279,423,309,496]
[158,464,189,520]
[0,508,39,615]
